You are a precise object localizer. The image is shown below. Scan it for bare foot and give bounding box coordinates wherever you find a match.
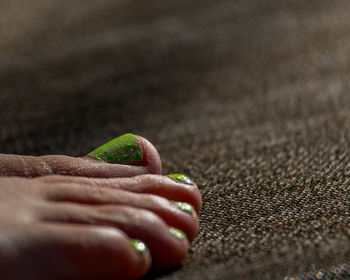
[0,134,162,177]
[0,174,201,279]
[0,134,201,279]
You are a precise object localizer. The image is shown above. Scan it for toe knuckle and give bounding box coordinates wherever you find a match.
[144,193,169,206]
[139,208,164,225]
[137,174,163,187]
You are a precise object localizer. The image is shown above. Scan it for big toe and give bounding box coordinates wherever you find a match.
[0,133,162,177]
[128,135,162,175]
[84,133,162,176]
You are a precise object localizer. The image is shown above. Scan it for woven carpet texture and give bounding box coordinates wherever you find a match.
[1,0,350,279]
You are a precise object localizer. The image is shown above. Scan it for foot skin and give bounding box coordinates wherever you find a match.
[0,134,162,177]
[0,174,201,280]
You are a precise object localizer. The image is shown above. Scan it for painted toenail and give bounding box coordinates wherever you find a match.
[168,174,195,186]
[172,201,195,214]
[88,133,143,164]
[169,227,186,240]
[129,239,148,254]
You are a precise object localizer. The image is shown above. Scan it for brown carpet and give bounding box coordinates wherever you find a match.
[1,0,350,279]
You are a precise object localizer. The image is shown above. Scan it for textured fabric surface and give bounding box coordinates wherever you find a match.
[1,0,350,279]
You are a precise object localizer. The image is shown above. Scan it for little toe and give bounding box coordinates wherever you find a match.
[1,223,151,280]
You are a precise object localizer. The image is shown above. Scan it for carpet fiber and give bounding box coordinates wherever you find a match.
[1,0,350,279]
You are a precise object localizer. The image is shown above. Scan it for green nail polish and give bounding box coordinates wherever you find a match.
[168,174,194,185]
[172,201,195,214]
[169,227,186,240]
[129,239,147,254]
[88,133,143,164]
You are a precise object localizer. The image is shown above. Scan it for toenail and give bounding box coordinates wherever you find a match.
[88,133,143,164]
[172,201,195,214]
[129,239,148,254]
[167,174,195,186]
[169,227,186,240]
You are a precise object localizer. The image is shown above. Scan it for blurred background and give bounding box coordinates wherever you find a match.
[1,0,350,279]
